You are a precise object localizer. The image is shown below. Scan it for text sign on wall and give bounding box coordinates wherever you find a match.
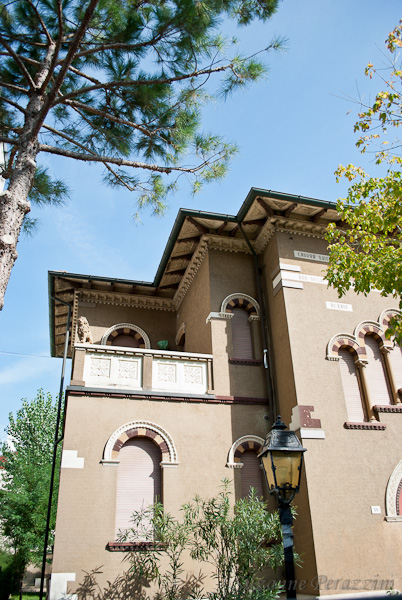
[326,301,353,312]
[294,250,329,263]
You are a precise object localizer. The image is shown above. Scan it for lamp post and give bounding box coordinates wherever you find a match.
[258,416,306,600]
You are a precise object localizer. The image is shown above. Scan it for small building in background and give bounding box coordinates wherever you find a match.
[47,188,402,599]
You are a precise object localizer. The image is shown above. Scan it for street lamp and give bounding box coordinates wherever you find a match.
[258,415,306,600]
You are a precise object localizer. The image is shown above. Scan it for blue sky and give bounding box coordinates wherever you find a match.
[0,0,401,441]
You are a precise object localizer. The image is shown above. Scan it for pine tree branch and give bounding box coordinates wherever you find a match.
[38,142,173,173]
[63,27,173,63]
[39,142,225,175]
[36,0,101,130]
[0,134,18,145]
[54,63,231,105]
[26,0,54,44]
[0,34,35,89]
[62,98,158,139]
[0,96,26,114]
[67,64,101,85]
[0,32,47,47]
[41,122,132,189]
[0,80,29,94]
[40,0,65,92]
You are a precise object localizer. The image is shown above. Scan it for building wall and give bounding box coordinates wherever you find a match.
[272,231,402,594]
[77,301,177,350]
[51,227,402,598]
[52,394,270,595]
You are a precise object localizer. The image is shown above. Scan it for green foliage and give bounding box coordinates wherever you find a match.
[113,481,285,600]
[0,0,284,214]
[0,390,61,575]
[326,21,402,342]
[0,550,23,599]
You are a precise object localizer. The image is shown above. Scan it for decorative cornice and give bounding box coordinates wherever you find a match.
[206,235,250,254]
[206,311,234,323]
[78,289,175,311]
[253,221,275,254]
[173,239,208,309]
[71,289,79,349]
[274,218,328,239]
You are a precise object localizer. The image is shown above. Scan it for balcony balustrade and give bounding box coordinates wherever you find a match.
[71,344,214,395]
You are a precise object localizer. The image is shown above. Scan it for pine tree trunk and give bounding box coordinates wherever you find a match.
[0,101,42,309]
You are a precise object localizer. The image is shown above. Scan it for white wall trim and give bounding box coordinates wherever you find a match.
[61,450,85,469]
[49,573,76,600]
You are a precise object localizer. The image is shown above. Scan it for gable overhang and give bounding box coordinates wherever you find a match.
[49,187,338,357]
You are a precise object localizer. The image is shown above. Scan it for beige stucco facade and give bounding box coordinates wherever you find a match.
[48,188,402,599]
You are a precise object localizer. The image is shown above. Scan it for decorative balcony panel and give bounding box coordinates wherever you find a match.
[83,351,142,389]
[76,344,213,395]
[152,358,207,394]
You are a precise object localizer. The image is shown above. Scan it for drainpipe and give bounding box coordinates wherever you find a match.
[238,222,277,424]
[39,297,72,600]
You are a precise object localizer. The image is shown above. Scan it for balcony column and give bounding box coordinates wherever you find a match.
[142,353,153,390]
[70,347,86,386]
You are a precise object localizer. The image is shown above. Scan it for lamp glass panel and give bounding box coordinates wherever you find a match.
[271,451,302,489]
[261,455,276,490]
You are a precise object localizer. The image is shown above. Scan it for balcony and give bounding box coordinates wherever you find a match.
[71,344,214,396]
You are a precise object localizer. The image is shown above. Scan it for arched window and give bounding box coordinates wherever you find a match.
[101,323,151,349]
[231,307,253,360]
[364,336,392,406]
[115,438,161,538]
[241,450,264,498]
[338,348,367,422]
[388,344,402,391]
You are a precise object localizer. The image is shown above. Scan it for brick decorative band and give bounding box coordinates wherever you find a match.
[344,422,386,430]
[374,405,402,413]
[107,541,162,552]
[229,358,262,366]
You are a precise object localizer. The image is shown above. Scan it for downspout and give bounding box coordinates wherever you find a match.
[238,222,277,424]
[39,297,72,600]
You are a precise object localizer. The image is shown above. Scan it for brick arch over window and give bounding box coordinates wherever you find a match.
[379,308,402,332]
[226,435,264,468]
[386,459,402,520]
[101,323,151,349]
[221,293,260,317]
[354,321,393,357]
[103,421,178,465]
[326,333,361,361]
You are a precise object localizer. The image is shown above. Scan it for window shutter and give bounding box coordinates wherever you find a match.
[115,438,161,537]
[241,450,263,498]
[231,307,253,359]
[388,345,402,391]
[339,349,366,422]
[364,336,392,406]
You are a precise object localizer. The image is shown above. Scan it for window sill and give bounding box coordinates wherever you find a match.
[107,541,161,552]
[344,422,386,431]
[229,358,262,366]
[374,404,402,413]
